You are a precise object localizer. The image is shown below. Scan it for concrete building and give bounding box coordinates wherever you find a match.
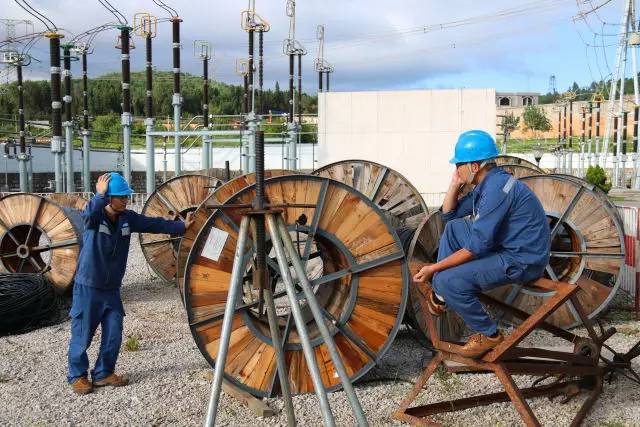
[496,92,539,107]
[317,88,497,198]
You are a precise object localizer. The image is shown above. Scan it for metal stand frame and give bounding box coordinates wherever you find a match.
[203,131,369,427]
[394,278,616,427]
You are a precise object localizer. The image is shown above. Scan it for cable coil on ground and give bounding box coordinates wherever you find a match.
[0,273,60,334]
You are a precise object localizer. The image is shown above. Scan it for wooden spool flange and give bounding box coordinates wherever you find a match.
[495,154,545,173]
[313,160,428,229]
[405,211,465,343]
[139,174,222,282]
[0,193,83,293]
[176,170,300,298]
[47,193,89,211]
[489,174,625,328]
[183,175,409,396]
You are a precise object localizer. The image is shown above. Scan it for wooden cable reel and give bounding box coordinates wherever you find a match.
[312,160,428,229]
[498,163,544,179]
[489,174,625,328]
[0,193,83,293]
[47,193,89,211]
[176,170,299,297]
[139,174,222,282]
[183,175,409,396]
[405,212,465,343]
[495,155,545,174]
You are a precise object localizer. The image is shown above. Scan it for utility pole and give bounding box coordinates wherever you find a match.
[171,16,182,177]
[61,42,75,192]
[602,0,640,187]
[74,43,92,193]
[116,26,133,184]
[135,12,158,193]
[241,1,270,173]
[283,0,306,171]
[46,31,64,192]
[315,25,334,94]
[194,40,212,170]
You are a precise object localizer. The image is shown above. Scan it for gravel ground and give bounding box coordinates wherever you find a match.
[1,235,640,426]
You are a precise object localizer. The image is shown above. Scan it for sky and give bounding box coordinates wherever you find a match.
[0,0,630,95]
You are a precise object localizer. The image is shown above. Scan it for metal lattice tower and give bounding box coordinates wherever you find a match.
[548,74,557,94]
[601,0,640,188]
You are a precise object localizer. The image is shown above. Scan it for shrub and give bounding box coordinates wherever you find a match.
[585,165,611,193]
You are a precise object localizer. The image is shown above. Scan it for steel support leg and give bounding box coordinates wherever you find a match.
[204,216,250,427]
[276,214,369,426]
[82,130,91,192]
[266,213,336,427]
[145,119,155,194]
[64,124,74,192]
[122,112,132,184]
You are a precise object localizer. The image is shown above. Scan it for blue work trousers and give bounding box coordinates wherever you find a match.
[432,218,543,336]
[67,284,124,383]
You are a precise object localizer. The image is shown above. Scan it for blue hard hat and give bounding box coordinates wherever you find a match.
[450,130,499,164]
[106,172,133,196]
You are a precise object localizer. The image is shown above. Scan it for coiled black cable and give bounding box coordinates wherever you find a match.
[0,273,60,335]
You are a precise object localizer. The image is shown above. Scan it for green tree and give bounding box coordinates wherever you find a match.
[585,165,611,193]
[522,105,552,140]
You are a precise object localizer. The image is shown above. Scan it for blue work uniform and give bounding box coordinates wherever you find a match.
[67,193,185,383]
[432,167,551,336]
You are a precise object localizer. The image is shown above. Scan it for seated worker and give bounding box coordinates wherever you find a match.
[413,130,550,358]
[67,173,195,394]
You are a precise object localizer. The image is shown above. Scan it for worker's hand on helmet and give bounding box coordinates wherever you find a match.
[96,173,111,195]
[413,264,435,284]
[183,211,196,230]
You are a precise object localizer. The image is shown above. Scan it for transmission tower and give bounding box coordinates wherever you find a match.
[548,74,557,94]
[601,0,640,188]
[0,19,33,87]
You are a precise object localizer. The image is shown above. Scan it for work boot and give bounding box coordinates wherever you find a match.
[424,283,447,316]
[71,377,93,395]
[459,331,504,359]
[93,373,129,387]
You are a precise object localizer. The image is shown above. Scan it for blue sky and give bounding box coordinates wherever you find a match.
[1,0,628,95]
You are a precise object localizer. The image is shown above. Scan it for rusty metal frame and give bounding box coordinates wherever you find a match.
[393,278,609,427]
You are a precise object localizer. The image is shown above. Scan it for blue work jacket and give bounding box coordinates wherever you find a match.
[74,193,185,290]
[442,168,550,268]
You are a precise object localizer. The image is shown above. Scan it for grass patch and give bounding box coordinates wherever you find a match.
[616,325,640,336]
[0,372,9,383]
[602,420,626,427]
[124,335,141,351]
[434,364,462,392]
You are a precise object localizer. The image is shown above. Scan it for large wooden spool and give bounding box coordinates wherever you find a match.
[313,160,428,229]
[495,154,545,173]
[139,174,222,282]
[489,174,625,328]
[498,163,544,179]
[183,175,409,396]
[405,212,465,343]
[47,193,89,211]
[0,193,83,293]
[176,170,299,296]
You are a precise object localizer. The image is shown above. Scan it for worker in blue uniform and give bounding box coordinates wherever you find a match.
[67,173,195,394]
[414,130,550,358]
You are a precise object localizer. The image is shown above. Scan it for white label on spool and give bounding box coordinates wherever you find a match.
[201,227,229,262]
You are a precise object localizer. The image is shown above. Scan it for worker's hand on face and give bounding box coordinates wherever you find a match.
[183,211,195,230]
[96,173,111,195]
[450,169,465,188]
[413,264,434,284]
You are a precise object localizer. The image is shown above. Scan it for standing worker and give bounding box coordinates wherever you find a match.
[413,130,550,358]
[67,173,195,394]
